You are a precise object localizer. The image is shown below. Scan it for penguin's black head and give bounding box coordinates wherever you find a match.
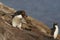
[53,22,58,25]
[20,10,27,18]
[12,10,27,18]
[53,22,58,28]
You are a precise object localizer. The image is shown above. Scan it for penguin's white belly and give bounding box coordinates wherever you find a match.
[12,17,22,29]
[54,26,58,39]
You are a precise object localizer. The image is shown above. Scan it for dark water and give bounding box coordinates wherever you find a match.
[0,0,60,33]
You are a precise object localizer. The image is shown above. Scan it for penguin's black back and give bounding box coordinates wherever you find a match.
[12,10,26,18]
[15,10,25,15]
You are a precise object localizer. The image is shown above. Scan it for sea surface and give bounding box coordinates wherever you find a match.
[0,0,60,33]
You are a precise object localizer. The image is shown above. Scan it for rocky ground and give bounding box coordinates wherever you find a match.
[0,2,60,40]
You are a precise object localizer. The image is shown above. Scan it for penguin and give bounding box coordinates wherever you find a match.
[11,10,27,30]
[51,22,59,39]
